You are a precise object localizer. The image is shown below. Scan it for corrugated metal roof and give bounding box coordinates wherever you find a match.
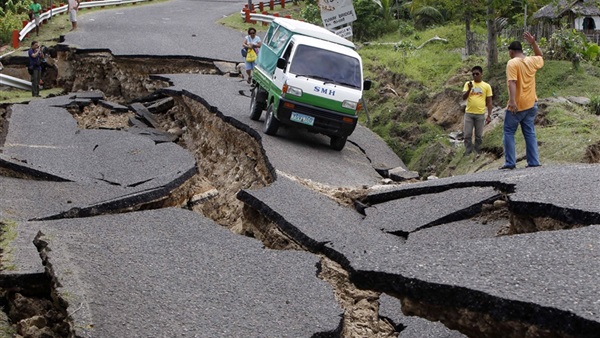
[533,0,600,20]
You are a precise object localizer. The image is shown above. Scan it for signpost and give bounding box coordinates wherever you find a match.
[334,25,353,39]
[318,0,357,30]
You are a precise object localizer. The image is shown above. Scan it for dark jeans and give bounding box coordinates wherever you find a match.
[31,68,41,96]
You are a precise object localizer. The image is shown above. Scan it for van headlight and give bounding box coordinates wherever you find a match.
[285,85,303,97]
[342,100,358,110]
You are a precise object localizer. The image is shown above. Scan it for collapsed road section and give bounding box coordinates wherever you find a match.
[1,47,600,337]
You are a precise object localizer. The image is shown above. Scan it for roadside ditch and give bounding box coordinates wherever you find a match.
[0,46,593,337]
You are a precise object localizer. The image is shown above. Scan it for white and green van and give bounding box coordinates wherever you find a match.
[249,18,371,151]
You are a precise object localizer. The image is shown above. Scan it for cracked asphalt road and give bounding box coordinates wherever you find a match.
[1,0,600,337]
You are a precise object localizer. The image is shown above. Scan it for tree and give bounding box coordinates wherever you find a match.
[487,1,498,70]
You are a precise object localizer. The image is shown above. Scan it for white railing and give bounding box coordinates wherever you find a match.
[0,73,32,90]
[247,13,276,23]
[19,0,151,41]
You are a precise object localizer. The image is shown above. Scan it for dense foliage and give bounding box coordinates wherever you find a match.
[544,26,600,68]
[0,0,33,44]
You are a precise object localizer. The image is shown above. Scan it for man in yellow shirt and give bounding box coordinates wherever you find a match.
[462,66,492,156]
[500,32,544,170]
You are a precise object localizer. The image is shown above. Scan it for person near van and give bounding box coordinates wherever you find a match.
[500,32,544,170]
[68,0,81,31]
[242,27,261,84]
[461,65,492,156]
[29,0,42,36]
[28,41,44,97]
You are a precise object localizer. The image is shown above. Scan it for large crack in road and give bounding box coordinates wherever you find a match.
[2,47,600,337]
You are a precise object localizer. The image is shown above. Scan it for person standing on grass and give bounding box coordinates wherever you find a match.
[29,0,43,36]
[28,41,44,97]
[461,65,492,156]
[499,32,544,170]
[68,0,81,31]
[242,27,261,84]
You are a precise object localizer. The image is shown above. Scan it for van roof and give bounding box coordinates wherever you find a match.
[291,35,361,59]
[272,17,355,49]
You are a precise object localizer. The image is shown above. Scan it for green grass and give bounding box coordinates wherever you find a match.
[0,219,18,271]
[0,87,64,103]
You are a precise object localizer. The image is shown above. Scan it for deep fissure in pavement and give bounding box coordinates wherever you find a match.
[3,48,600,337]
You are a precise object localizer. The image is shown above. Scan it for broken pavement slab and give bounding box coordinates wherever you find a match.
[30,208,342,337]
[0,175,152,221]
[130,102,161,129]
[98,99,129,113]
[387,166,419,181]
[0,221,47,290]
[361,186,500,237]
[238,173,600,336]
[0,94,197,219]
[1,97,196,187]
[364,164,600,225]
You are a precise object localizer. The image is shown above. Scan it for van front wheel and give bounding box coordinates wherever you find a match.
[330,135,347,151]
[249,87,265,121]
[264,103,280,135]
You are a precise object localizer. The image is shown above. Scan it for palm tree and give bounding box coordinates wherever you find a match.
[402,1,444,28]
[371,0,394,21]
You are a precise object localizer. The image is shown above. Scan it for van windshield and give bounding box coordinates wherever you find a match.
[288,44,361,89]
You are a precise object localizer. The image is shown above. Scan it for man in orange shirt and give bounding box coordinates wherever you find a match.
[499,32,544,170]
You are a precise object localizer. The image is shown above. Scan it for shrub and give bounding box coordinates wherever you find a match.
[353,0,398,42]
[590,95,600,116]
[546,27,591,68]
[0,10,26,45]
[300,3,321,25]
[0,0,31,45]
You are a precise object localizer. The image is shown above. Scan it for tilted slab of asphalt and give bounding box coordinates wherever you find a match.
[0,176,142,221]
[0,93,196,219]
[31,208,342,337]
[157,73,405,187]
[361,186,500,235]
[364,164,600,225]
[238,174,600,336]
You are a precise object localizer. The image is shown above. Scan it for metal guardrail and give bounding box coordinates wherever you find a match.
[247,13,276,23]
[19,0,151,41]
[240,0,295,19]
[0,73,32,91]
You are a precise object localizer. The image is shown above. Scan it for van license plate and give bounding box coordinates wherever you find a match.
[290,112,315,126]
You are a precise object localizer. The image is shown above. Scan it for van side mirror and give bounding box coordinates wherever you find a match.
[363,79,372,91]
[276,58,287,70]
